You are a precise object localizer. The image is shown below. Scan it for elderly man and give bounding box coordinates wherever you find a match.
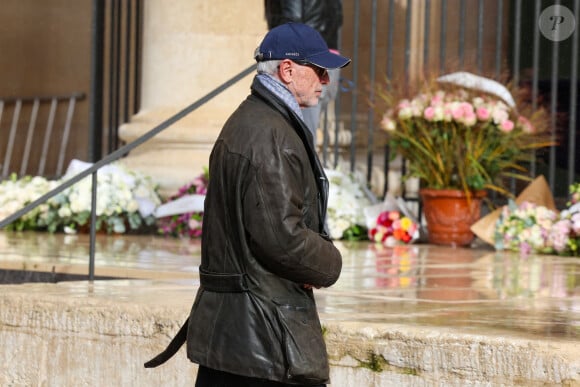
[264,0,345,140]
[145,22,350,387]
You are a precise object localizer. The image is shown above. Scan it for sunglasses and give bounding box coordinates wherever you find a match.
[293,61,328,79]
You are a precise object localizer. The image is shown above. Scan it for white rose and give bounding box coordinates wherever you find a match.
[58,206,72,218]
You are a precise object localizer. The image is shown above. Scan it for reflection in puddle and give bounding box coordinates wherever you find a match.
[330,242,580,339]
[1,232,579,340]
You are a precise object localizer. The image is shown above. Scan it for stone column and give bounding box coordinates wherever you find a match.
[119,0,267,197]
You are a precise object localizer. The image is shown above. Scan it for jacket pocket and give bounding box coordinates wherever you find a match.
[272,297,329,384]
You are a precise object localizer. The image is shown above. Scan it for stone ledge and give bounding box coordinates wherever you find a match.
[1,280,578,386]
[0,281,194,386]
[325,322,580,386]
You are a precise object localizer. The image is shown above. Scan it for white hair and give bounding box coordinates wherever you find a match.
[257,60,281,75]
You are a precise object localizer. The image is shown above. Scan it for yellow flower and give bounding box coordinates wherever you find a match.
[400,217,413,230]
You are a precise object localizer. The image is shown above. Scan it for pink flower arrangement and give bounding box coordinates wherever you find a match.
[157,168,209,238]
[383,90,524,134]
[368,210,419,246]
[559,182,580,255]
[494,183,580,256]
[377,73,552,198]
[568,182,580,206]
[494,201,558,255]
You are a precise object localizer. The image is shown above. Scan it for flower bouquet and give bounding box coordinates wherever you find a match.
[494,200,558,255]
[43,160,161,233]
[0,174,57,231]
[472,175,557,245]
[0,160,161,234]
[368,210,419,247]
[550,182,580,256]
[156,168,209,238]
[494,182,580,256]
[155,165,374,240]
[377,72,553,198]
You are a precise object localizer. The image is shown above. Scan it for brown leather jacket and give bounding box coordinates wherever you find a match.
[185,77,342,384]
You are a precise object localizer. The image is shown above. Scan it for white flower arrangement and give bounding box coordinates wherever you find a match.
[325,166,373,240]
[0,175,58,231]
[1,160,161,234]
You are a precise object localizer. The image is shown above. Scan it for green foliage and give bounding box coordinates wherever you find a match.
[341,224,369,241]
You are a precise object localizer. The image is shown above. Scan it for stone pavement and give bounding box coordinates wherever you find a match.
[0,231,578,386]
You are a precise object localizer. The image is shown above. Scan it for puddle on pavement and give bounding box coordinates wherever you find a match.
[1,232,579,339]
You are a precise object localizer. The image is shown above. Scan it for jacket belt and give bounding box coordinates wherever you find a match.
[143,270,250,369]
[200,269,250,292]
[144,318,188,368]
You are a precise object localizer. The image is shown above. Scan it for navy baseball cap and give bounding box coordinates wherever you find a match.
[255,22,351,69]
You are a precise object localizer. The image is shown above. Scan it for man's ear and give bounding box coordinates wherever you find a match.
[278,60,294,83]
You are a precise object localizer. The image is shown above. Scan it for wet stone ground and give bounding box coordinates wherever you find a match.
[0,231,578,342]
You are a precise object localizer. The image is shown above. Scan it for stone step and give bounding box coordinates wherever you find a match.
[0,232,578,386]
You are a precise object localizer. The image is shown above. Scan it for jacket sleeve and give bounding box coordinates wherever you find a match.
[242,139,342,288]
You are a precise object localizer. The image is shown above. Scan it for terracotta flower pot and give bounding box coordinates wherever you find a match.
[419,188,487,246]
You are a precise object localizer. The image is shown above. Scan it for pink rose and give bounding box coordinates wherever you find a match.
[500,119,514,132]
[424,107,436,121]
[460,102,474,115]
[476,107,490,121]
[517,116,535,133]
[398,100,411,109]
[431,94,444,106]
[452,107,464,120]
[189,218,202,230]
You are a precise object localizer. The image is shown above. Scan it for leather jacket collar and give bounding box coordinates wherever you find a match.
[251,77,330,236]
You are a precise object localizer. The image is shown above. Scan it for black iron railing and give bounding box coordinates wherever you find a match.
[0,64,256,280]
[0,94,85,180]
[327,0,580,201]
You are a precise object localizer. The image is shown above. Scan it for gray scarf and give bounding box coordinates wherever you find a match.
[256,73,304,121]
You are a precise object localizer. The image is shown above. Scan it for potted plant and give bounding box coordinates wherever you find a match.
[377,72,553,246]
